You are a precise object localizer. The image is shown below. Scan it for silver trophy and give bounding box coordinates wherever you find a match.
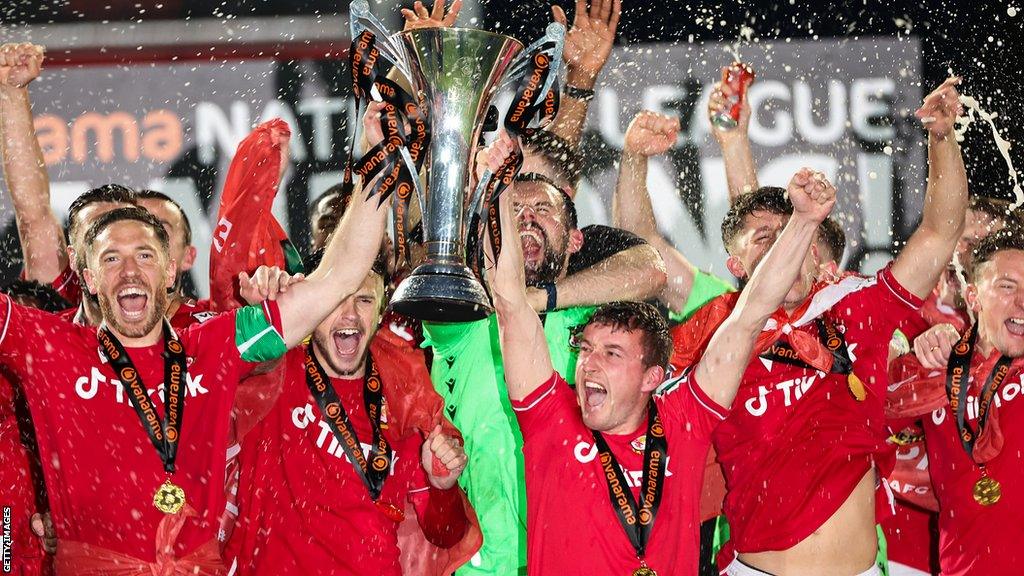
[350,1,563,322]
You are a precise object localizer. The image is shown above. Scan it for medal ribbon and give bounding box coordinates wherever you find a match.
[945,324,1012,460]
[303,343,392,500]
[591,400,667,561]
[759,317,853,375]
[98,320,187,474]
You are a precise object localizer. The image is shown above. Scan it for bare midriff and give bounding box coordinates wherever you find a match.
[738,471,878,576]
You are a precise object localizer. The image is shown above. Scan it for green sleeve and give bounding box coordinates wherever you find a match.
[234,304,287,363]
[670,270,735,324]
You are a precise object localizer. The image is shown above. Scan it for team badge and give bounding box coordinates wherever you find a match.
[630,435,646,455]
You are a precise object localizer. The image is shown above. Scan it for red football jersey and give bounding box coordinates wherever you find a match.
[919,353,1024,575]
[0,293,282,562]
[228,348,441,575]
[0,373,45,574]
[708,266,922,552]
[512,371,727,575]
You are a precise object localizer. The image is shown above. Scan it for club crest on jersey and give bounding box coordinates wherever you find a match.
[630,435,646,455]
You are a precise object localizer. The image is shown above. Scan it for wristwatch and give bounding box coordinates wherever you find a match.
[540,282,558,312]
[564,85,596,102]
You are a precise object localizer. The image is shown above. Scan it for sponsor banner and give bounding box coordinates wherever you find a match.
[0,36,922,292]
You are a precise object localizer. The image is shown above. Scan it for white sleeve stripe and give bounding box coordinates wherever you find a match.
[408,486,430,494]
[511,377,558,412]
[880,271,918,309]
[689,378,727,421]
[236,325,276,355]
[0,297,12,347]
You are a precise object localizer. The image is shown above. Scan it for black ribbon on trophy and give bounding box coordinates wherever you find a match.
[345,0,564,322]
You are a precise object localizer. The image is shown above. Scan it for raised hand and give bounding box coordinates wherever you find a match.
[624,111,679,157]
[915,76,962,140]
[707,69,753,140]
[238,266,306,303]
[362,100,389,150]
[402,0,462,31]
[422,424,468,489]
[0,43,44,89]
[551,0,620,89]
[786,168,836,224]
[473,130,517,184]
[913,323,960,369]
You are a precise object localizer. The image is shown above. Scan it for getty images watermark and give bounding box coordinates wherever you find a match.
[2,505,11,573]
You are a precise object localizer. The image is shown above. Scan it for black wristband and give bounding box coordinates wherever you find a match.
[564,85,596,102]
[541,282,558,312]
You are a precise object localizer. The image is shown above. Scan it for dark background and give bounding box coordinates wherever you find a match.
[3,0,1020,202]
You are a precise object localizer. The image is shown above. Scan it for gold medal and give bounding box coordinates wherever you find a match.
[632,567,657,576]
[973,475,1001,506]
[847,373,867,401]
[153,479,187,514]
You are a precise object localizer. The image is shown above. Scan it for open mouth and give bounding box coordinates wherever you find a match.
[519,229,544,259]
[1006,318,1024,338]
[583,380,608,408]
[333,328,363,357]
[116,287,149,321]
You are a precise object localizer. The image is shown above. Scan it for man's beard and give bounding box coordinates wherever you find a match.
[312,331,370,378]
[98,287,168,339]
[524,227,569,286]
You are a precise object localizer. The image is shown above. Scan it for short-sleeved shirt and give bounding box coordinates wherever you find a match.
[708,266,923,552]
[0,293,285,562]
[228,348,430,575]
[920,353,1024,575]
[423,306,595,575]
[512,371,727,574]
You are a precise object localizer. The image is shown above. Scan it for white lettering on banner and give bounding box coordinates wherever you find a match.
[744,376,819,417]
[592,78,897,148]
[571,440,673,487]
[72,369,209,403]
[930,375,1024,426]
[290,403,399,473]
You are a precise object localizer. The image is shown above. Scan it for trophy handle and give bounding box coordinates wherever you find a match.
[497,22,565,98]
[465,171,492,226]
[350,0,414,83]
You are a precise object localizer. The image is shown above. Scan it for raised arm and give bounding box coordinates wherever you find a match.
[527,242,666,311]
[612,111,698,313]
[0,43,67,282]
[891,77,968,299]
[708,68,759,202]
[489,190,554,402]
[694,169,836,407]
[270,173,387,348]
[549,0,619,147]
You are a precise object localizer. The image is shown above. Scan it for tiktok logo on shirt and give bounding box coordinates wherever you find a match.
[291,402,399,474]
[571,440,673,487]
[743,374,821,417]
[73,366,209,403]
[930,373,1024,425]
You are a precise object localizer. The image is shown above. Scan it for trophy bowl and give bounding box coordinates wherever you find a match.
[389,27,525,322]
